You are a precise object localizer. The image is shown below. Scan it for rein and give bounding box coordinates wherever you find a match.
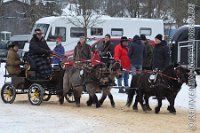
[122,69,178,81]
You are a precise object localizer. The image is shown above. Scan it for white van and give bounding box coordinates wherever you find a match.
[23,15,164,52]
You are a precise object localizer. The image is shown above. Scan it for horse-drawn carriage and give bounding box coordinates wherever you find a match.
[1,50,121,107]
[1,52,75,105]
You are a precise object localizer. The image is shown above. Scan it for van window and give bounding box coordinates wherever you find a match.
[47,27,66,42]
[111,28,123,36]
[70,27,84,37]
[33,24,49,37]
[7,41,27,49]
[140,28,152,36]
[91,28,103,36]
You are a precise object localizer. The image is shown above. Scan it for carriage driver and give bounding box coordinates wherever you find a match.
[29,28,54,79]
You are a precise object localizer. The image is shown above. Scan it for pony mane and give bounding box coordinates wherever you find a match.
[162,64,176,78]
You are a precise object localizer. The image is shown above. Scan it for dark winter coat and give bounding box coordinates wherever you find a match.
[128,40,145,66]
[142,41,153,69]
[152,40,170,70]
[6,48,21,75]
[99,41,115,63]
[114,43,131,70]
[73,42,92,61]
[29,35,52,79]
[51,44,65,64]
[29,35,52,56]
[99,41,114,57]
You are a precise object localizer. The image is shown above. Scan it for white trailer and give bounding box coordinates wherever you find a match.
[25,16,164,52]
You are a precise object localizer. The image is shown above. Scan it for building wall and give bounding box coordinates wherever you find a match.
[0,1,31,35]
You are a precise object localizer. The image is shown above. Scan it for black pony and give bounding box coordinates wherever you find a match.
[126,64,190,114]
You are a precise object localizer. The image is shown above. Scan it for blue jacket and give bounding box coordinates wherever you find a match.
[128,40,145,66]
[51,44,65,64]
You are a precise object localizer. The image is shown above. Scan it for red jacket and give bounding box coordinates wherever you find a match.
[114,43,131,70]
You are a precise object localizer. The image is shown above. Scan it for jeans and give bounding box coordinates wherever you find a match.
[131,65,142,76]
[117,71,129,86]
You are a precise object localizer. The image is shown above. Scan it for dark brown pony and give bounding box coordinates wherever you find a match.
[126,64,190,114]
[59,66,84,107]
[85,60,122,108]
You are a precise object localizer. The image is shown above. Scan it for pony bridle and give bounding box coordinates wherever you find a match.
[174,67,185,83]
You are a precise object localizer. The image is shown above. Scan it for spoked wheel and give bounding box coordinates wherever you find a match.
[65,92,75,103]
[28,83,44,105]
[1,83,16,104]
[43,94,51,101]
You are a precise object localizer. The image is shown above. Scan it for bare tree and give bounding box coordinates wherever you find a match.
[65,0,103,37]
[25,0,61,30]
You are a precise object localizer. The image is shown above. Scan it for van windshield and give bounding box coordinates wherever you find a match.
[86,39,99,46]
[32,24,49,37]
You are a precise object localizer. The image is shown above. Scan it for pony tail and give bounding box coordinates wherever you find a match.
[126,77,136,107]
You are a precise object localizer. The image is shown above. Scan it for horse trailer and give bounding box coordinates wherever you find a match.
[170,25,200,68]
[23,16,163,52]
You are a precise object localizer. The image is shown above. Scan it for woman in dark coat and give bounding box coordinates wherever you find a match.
[29,28,53,79]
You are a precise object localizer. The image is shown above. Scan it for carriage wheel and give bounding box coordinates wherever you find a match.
[1,83,16,104]
[65,92,75,103]
[43,94,51,101]
[28,83,44,105]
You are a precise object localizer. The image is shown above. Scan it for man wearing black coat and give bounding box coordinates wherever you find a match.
[29,28,53,79]
[99,34,114,64]
[152,34,170,70]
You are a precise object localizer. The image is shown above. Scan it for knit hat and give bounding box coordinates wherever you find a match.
[133,35,141,41]
[120,36,128,42]
[9,41,19,48]
[56,37,62,41]
[34,28,43,35]
[140,34,147,41]
[155,34,163,41]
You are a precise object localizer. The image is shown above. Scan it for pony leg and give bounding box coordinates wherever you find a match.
[108,93,115,108]
[144,95,152,111]
[166,95,176,114]
[106,87,115,107]
[58,90,64,105]
[133,94,138,111]
[87,95,93,106]
[98,90,107,107]
[74,89,81,107]
[93,94,100,108]
[136,91,146,112]
[59,71,69,105]
[155,97,162,114]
